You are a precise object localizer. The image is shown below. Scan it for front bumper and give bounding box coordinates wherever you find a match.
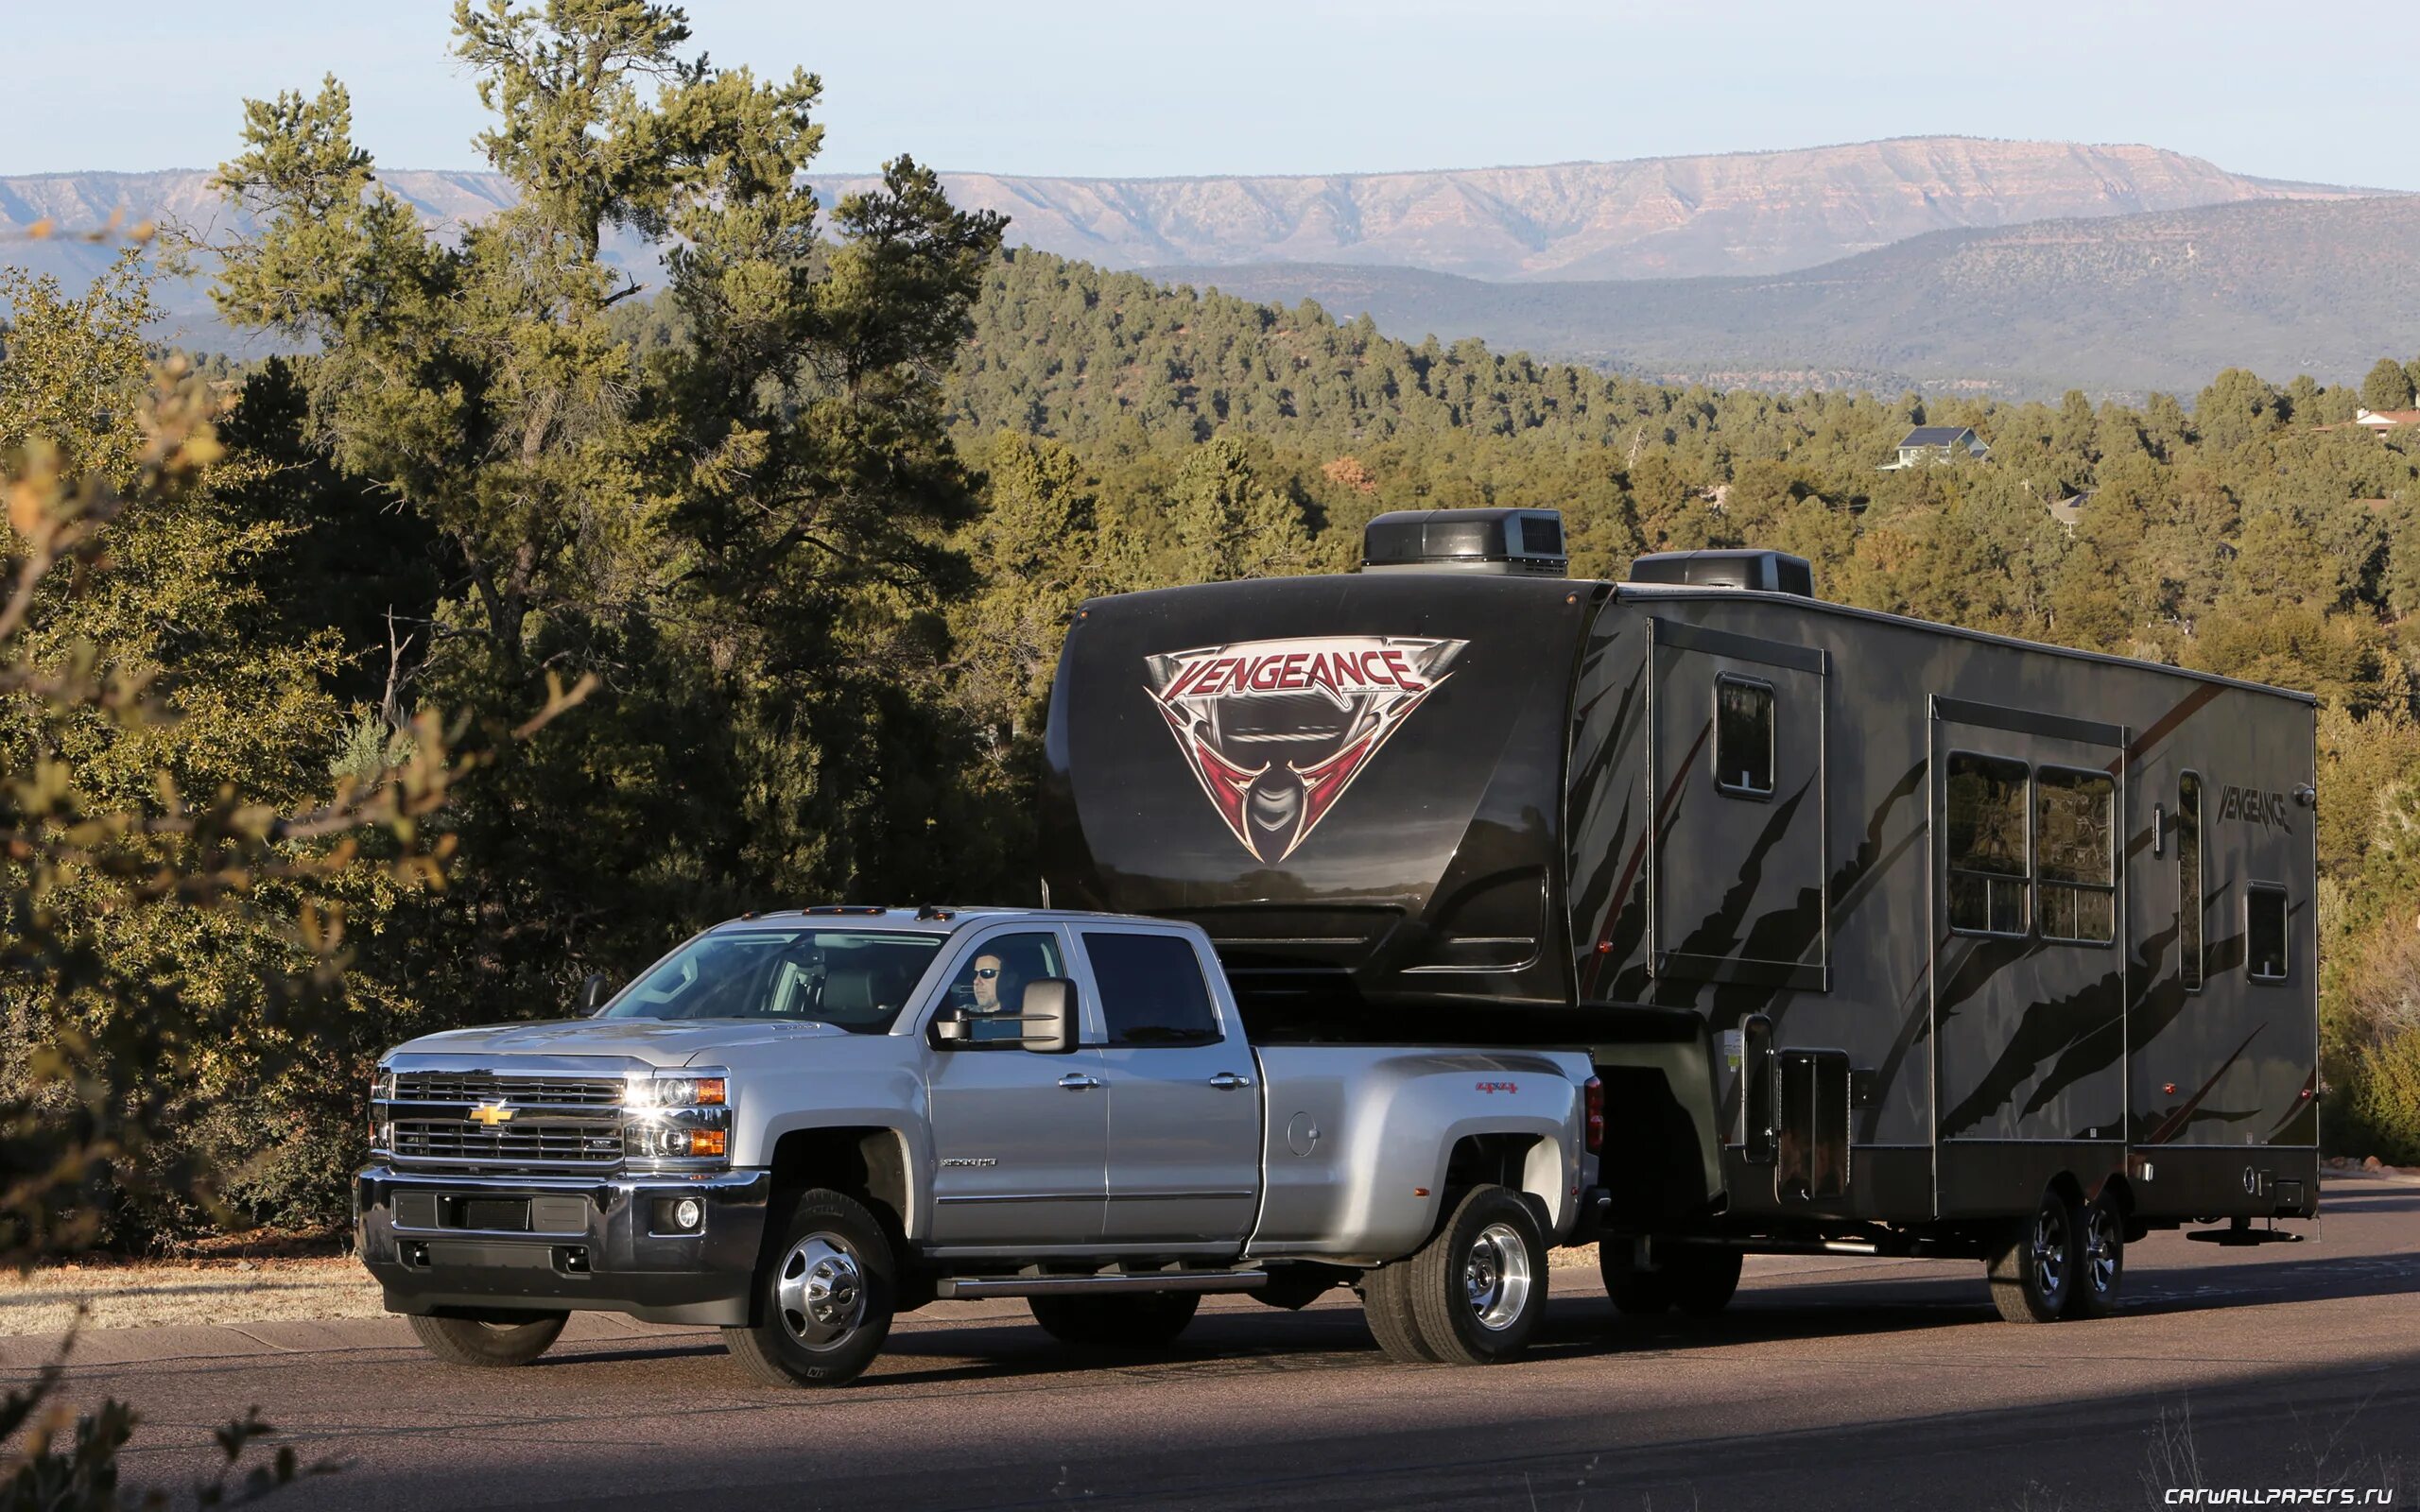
[355,1165,771,1326]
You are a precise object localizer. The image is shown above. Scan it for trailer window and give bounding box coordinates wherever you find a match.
[2035,767,2116,945]
[2179,774,2204,990]
[2246,885,2289,984]
[1082,932,1224,1046]
[1946,753,2030,936]
[1713,675,1775,799]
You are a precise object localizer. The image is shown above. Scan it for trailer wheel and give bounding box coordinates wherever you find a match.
[721,1188,895,1387]
[406,1312,565,1367]
[1599,1243,1671,1315]
[1665,1247,1743,1317]
[1406,1185,1547,1366]
[2065,1193,2126,1319]
[1028,1292,1201,1349]
[1360,1263,1440,1364]
[1988,1185,2081,1324]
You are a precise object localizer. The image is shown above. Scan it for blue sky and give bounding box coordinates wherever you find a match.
[6,0,2410,190]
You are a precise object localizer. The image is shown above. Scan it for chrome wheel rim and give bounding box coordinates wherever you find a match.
[2083,1206,2120,1297]
[1464,1222,1533,1332]
[776,1233,866,1348]
[2031,1203,2070,1298]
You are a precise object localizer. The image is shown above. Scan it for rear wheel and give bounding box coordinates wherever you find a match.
[1028,1292,1200,1349]
[1405,1185,1547,1366]
[2066,1193,2126,1318]
[721,1188,895,1387]
[406,1312,565,1367]
[1988,1185,2081,1324]
[1599,1242,1671,1315]
[1360,1263,1439,1363]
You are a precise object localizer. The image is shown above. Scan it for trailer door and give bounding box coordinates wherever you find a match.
[1929,698,2130,1196]
[1648,619,1829,993]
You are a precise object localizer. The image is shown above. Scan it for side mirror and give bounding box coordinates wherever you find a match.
[1017,978,1079,1055]
[579,972,611,1012]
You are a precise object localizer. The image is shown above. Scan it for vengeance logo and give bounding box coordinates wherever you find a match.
[1145,636,1467,863]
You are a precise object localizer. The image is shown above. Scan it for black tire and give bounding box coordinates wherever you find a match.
[1405,1185,1547,1366]
[406,1312,566,1367]
[1988,1185,2082,1324]
[1599,1242,1671,1315]
[1028,1292,1201,1349]
[720,1188,895,1387]
[1360,1263,1439,1363]
[2066,1192,2126,1319]
[1665,1246,1744,1317]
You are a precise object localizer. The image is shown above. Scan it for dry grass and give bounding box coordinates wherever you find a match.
[0,1256,385,1335]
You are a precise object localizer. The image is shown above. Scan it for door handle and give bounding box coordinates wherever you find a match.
[1058,1074,1102,1091]
[1208,1072,1253,1091]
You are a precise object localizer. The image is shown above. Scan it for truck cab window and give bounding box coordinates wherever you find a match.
[2246,886,2289,983]
[945,931,1065,1045]
[1946,752,2030,936]
[1082,932,1223,1046]
[2035,767,2116,945]
[2179,774,2204,989]
[1713,675,1775,799]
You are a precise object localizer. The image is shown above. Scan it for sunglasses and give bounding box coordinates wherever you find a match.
[973,968,1000,979]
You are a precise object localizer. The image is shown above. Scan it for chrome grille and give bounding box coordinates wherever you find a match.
[391,1120,623,1165]
[392,1072,624,1108]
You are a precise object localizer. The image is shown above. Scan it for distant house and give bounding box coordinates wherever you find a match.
[2356,408,2420,431]
[2047,491,2091,532]
[1879,425,1990,471]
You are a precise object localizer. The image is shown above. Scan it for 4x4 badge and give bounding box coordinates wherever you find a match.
[1145,636,1467,863]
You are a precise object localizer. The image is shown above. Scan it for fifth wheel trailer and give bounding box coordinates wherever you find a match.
[1039,510,2320,1322]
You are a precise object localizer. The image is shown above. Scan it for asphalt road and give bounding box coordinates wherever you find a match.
[19,1175,2420,1512]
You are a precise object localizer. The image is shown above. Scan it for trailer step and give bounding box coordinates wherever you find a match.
[935,1268,1269,1299]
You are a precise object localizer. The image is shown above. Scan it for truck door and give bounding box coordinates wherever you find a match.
[1078,927,1263,1248]
[924,928,1110,1248]
[1930,698,2129,1173]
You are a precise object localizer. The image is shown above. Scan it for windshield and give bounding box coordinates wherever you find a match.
[601,929,944,1033]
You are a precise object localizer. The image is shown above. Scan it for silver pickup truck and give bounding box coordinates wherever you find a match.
[358,907,1601,1385]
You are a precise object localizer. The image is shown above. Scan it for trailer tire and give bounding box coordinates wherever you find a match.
[721,1188,895,1387]
[1599,1244,1671,1315]
[1361,1263,1439,1364]
[1988,1185,2081,1324]
[406,1312,565,1367]
[1665,1247,1743,1317]
[1406,1185,1547,1366]
[2065,1193,2126,1319]
[1028,1292,1200,1349]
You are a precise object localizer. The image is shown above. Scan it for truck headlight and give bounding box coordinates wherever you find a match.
[626,1074,726,1108]
[625,1125,727,1160]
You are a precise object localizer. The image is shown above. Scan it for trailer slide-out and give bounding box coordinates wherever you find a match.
[1041,509,2319,1322]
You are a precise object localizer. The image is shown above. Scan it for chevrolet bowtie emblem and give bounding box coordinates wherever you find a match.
[467,1101,517,1126]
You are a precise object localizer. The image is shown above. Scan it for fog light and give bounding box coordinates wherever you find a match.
[673,1197,703,1231]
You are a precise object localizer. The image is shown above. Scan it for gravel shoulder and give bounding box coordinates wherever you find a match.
[0,1256,386,1337]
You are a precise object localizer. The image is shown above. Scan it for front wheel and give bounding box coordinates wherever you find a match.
[1028,1292,1201,1349]
[1988,1185,2081,1324]
[406,1312,566,1367]
[721,1188,895,1387]
[1405,1185,1547,1366]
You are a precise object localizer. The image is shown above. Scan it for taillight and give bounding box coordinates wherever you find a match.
[1584,1075,1605,1155]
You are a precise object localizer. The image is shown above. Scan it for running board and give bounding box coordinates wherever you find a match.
[935,1268,1269,1299]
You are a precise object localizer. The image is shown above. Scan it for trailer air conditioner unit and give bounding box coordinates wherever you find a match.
[1627,548,1815,597]
[1361,508,1567,577]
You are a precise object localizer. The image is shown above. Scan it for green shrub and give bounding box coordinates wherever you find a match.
[2343,1027,2420,1166]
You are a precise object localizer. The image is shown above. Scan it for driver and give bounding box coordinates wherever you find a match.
[964,952,1011,1016]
